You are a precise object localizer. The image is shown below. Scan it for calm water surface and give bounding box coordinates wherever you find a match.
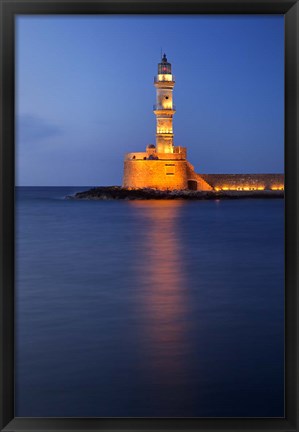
[15,187,284,417]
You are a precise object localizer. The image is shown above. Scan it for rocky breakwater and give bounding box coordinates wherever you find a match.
[67,186,284,201]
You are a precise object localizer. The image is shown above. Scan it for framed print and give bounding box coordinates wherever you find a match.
[0,0,298,431]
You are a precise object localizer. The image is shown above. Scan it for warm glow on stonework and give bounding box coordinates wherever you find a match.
[157,129,173,134]
[157,74,174,82]
[215,185,267,191]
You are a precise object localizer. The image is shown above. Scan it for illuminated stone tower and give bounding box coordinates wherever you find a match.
[154,54,176,154]
[122,55,213,191]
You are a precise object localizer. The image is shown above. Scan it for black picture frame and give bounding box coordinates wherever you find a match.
[0,0,298,431]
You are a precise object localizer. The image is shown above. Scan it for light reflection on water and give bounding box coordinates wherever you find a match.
[130,201,190,383]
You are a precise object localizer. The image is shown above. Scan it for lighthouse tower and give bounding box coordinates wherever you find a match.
[122,54,271,192]
[124,54,211,190]
[154,54,176,154]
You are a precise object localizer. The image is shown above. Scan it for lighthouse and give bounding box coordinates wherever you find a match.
[122,53,189,190]
[123,54,213,191]
[122,54,283,192]
[154,54,176,154]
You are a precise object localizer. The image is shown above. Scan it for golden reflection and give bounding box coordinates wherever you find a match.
[130,200,190,382]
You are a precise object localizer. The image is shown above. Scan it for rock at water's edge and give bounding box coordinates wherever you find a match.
[66,186,284,201]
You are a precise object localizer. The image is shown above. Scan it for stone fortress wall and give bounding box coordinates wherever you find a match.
[123,155,284,191]
[123,159,188,190]
[199,173,284,191]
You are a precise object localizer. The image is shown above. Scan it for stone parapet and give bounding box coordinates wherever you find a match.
[124,151,187,161]
[156,152,186,160]
[124,152,147,161]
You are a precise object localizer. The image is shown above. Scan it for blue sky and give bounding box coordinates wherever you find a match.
[16,15,284,186]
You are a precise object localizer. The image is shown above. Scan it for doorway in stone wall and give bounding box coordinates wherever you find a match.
[188,180,197,190]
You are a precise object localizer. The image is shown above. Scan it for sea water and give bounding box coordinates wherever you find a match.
[15,187,284,417]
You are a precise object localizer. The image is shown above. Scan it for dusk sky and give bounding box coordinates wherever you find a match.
[16,15,284,186]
